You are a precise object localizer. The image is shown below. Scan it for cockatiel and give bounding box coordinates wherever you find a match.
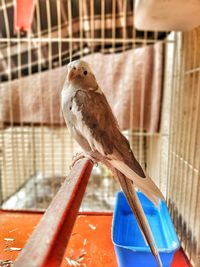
[61,59,165,267]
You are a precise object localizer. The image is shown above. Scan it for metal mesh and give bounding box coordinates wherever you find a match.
[0,1,199,266]
[0,0,165,211]
[167,30,200,266]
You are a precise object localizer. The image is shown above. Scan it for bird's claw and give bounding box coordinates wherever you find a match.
[70,153,97,169]
[70,152,85,169]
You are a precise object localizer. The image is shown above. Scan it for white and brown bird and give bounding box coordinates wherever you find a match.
[61,59,165,267]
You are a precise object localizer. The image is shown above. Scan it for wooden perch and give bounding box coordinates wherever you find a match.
[14,158,93,267]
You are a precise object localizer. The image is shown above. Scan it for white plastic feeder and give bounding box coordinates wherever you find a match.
[134,0,200,31]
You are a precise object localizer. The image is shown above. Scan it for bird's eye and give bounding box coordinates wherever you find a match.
[83,70,88,75]
[73,67,76,70]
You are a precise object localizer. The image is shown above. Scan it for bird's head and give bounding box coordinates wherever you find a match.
[66,60,98,90]
[67,59,94,81]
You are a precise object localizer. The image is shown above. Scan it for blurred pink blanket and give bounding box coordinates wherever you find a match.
[0,43,163,132]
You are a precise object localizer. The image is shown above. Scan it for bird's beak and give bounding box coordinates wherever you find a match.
[67,68,77,82]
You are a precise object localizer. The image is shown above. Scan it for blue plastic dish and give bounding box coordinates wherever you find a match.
[112,191,180,267]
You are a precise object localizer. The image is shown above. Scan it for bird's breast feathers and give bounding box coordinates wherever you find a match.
[62,88,108,155]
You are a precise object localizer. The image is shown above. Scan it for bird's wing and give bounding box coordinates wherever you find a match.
[71,89,118,154]
[72,89,164,202]
[73,89,143,170]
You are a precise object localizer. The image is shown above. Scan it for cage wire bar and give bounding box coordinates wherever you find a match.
[0,1,199,266]
[166,29,200,267]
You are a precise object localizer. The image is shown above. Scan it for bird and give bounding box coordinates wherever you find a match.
[61,59,165,267]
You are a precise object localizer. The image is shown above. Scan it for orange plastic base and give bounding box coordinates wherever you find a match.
[0,210,191,267]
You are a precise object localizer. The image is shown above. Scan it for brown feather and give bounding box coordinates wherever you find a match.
[74,89,146,177]
[61,60,164,267]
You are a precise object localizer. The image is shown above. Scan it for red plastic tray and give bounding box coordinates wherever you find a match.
[0,210,191,267]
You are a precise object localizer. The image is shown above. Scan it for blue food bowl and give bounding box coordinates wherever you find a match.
[112,191,180,267]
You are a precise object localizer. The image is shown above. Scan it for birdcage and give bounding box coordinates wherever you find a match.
[0,1,199,267]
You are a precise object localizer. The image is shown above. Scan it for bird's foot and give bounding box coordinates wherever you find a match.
[70,152,85,169]
[70,152,97,169]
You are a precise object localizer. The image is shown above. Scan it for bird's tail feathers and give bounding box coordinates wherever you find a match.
[110,159,164,206]
[115,170,163,267]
